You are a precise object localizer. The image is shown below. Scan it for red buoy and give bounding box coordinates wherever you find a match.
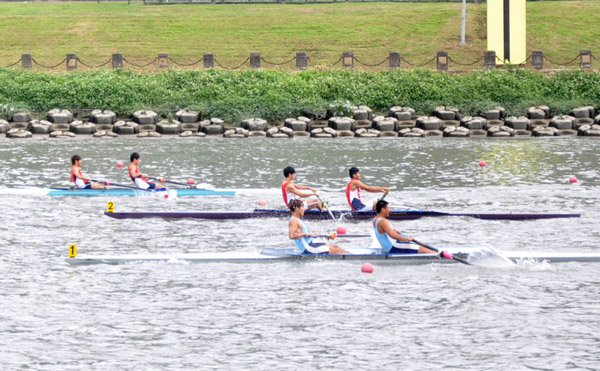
[361,263,374,273]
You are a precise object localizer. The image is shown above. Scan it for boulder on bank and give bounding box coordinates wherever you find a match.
[460,116,486,130]
[398,127,425,137]
[355,128,380,137]
[443,125,470,137]
[0,119,9,133]
[93,130,119,138]
[138,131,162,138]
[354,119,373,130]
[416,116,443,131]
[49,130,76,138]
[6,128,32,138]
[284,117,309,132]
[433,106,460,121]
[505,116,530,130]
[70,120,96,135]
[389,106,416,121]
[487,125,514,137]
[527,106,550,119]
[176,109,199,123]
[90,109,117,125]
[579,124,600,136]
[132,110,158,125]
[241,118,268,132]
[310,127,337,138]
[47,109,73,124]
[11,112,31,123]
[113,121,139,135]
[157,120,181,135]
[570,106,595,118]
[329,117,355,131]
[550,115,576,130]
[353,106,373,121]
[372,116,398,132]
[27,120,52,134]
[267,126,293,138]
[224,128,249,138]
[532,125,559,137]
[485,107,506,120]
[200,118,225,135]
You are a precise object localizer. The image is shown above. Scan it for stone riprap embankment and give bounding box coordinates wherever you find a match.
[2,106,600,139]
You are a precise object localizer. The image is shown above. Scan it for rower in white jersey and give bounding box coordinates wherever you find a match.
[281,166,323,211]
[373,200,436,254]
[70,155,105,189]
[346,167,389,211]
[288,199,350,255]
[128,152,166,190]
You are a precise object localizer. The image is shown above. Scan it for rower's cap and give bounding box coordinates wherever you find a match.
[283,166,296,177]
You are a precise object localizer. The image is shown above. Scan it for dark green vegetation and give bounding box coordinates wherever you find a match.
[1,68,598,122]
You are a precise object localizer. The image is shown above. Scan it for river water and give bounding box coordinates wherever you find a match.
[1,137,599,370]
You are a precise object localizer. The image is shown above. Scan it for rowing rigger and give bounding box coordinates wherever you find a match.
[65,247,600,265]
[104,208,581,221]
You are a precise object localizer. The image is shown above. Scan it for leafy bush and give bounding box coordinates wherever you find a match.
[0,68,598,123]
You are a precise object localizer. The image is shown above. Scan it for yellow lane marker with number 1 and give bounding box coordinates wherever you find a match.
[69,244,77,258]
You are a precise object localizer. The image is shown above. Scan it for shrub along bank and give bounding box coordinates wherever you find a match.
[0,68,599,123]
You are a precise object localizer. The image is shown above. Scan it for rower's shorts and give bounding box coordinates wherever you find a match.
[75,178,91,189]
[351,198,373,212]
[388,241,419,254]
[304,242,329,255]
[134,178,157,190]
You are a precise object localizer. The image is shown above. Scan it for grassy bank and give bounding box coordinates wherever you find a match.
[1,68,598,122]
[0,1,598,71]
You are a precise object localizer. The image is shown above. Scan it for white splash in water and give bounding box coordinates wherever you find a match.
[466,244,517,268]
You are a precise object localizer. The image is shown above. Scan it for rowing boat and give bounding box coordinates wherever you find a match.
[0,187,280,197]
[104,208,580,221]
[64,247,600,265]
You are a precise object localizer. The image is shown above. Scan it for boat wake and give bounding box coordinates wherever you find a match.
[464,244,517,268]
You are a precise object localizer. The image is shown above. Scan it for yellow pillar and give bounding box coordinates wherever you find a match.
[487,0,526,65]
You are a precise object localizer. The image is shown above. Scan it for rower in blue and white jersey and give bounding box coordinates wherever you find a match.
[373,200,436,254]
[288,199,349,255]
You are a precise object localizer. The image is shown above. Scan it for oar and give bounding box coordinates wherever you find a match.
[379,188,390,202]
[412,239,471,265]
[323,233,371,239]
[316,194,338,224]
[149,177,196,188]
[91,179,154,192]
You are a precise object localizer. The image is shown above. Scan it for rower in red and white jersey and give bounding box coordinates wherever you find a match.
[70,155,104,189]
[346,167,389,211]
[281,166,323,211]
[128,152,166,190]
